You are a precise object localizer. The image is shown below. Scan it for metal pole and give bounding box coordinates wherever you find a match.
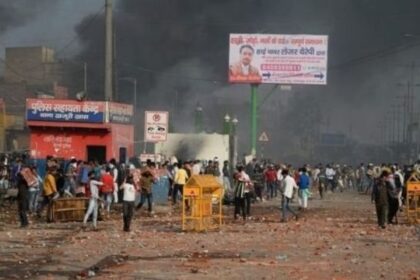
[223,114,230,134]
[133,79,137,152]
[392,109,396,144]
[404,81,409,143]
[84,62,87,95]
[104,0,113,101]
[251,84,258,156]
[133,79,137,112]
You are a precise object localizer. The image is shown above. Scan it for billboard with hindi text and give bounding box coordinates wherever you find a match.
[229,34,328,85]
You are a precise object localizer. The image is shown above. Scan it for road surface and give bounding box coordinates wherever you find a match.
[0,190,419,279]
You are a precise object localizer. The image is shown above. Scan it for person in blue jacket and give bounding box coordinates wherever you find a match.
[298,167,310,211]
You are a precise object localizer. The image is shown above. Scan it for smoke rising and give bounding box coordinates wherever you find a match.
[4,0,420,163]
[0,1,55,34]
[71,0,420,163]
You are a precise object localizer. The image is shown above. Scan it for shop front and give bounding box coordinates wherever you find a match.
[26,98,134,166]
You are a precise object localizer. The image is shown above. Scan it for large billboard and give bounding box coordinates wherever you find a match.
[229,34,328,85]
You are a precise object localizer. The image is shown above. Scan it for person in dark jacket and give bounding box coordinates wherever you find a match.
[136,170,154,214]
[16,172,30,228]
[372,170,391,229]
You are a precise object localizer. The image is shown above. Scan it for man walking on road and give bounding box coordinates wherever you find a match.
[372,170,391,229]
[298,167,310,211]
[280,169,299,222]
[264,164,278,200]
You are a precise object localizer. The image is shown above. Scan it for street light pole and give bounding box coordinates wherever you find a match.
[250,84,258,156]
[84,62,87,95]
[118,77,138,152]
[133,78,137,114]
[224,114,231,134]
[118,77,137,110]
[232,117,238,168]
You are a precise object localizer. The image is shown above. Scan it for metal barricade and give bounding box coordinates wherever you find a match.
[182,175,223,232]
[406,173,420,224]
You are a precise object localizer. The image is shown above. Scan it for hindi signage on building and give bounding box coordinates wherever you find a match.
[229,34,328,85]
[108,102,133,124]
[26,99,105,123]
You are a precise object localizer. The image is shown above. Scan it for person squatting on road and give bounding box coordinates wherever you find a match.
[281,169,299,222]
[83,171,103,230]
[120,176,136,232]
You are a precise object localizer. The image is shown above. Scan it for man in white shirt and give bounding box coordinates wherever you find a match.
[120,176,136,232]
[280,169,299,222]
[325,164,336,192]
[109,159,119,203]
[192,160,201,175]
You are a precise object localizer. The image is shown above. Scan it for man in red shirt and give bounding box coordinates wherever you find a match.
[101,167,114,214]
[264,165,278,200]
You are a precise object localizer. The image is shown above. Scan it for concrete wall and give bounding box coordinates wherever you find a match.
[154,133,229,163]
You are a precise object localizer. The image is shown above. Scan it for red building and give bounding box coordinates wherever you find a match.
[26,98,134,164]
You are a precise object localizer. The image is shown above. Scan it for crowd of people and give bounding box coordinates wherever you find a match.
[229,160,409,228]
[0,154,413,231]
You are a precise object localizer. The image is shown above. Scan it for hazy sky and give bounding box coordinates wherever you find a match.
[0,0,103,62]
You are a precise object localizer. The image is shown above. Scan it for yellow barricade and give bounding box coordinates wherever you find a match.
[406,173,420,224]
[182,175,223,232]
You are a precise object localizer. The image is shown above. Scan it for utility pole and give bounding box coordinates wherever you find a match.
[104,0,113,101]
[391,108,396,144]
[396,82,411,143]
[83,62,87,95]
[397,62,420,160]
[250,84,258,156]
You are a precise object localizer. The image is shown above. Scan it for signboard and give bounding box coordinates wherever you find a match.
[229,34,328,85]
[26,99,105,123]
[108,102,133,124]
[144,111,168,142]
[259,132,269,142]
[184,187,200,197]
[139,153,162,163]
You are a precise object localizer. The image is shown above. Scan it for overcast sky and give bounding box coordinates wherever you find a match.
[0,0,103,63]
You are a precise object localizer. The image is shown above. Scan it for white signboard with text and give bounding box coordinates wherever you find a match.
[144,111,168,142]
[229,34,328,85]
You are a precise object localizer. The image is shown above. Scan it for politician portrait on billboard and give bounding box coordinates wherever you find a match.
[229,44,262,83]
[229,34,328,85]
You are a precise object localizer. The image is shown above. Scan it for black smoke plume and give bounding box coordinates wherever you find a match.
[73,0,420,164]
